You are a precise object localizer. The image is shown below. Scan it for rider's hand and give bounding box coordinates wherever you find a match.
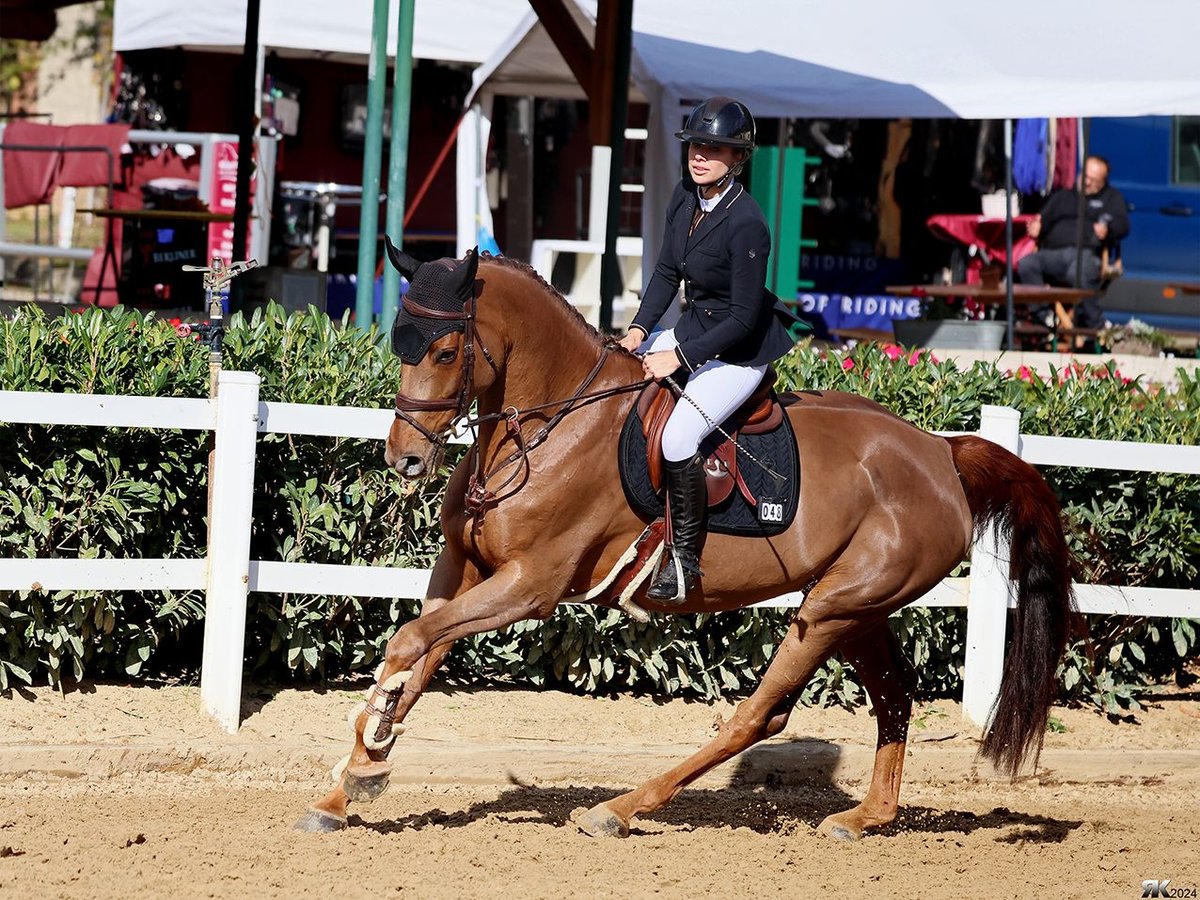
[1026,215,1042,240]
[617,330,644,353]
[642,350,682,381]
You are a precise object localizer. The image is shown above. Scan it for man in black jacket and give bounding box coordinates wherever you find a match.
[1016,154,1130,328]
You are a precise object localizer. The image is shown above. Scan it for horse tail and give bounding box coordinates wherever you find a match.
[948,434,1079,777]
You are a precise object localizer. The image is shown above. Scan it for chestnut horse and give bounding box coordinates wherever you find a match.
[295,247,1075,840]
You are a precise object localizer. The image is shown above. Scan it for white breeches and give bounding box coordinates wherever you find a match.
[643,328,768,462]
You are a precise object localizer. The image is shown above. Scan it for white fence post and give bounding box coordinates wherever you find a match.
[962,404,1021,729]
[200,371,261,733]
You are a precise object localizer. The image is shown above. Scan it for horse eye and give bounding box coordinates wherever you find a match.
[434,348,458,364]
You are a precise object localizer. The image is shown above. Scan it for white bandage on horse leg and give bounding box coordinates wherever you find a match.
[391,722,406,737]
[347,701,366,730]
[381,669,413,692]
[362,714,392,751]
[330,754,350,784]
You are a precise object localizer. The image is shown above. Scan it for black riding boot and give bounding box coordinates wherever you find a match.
[647,454,707,603]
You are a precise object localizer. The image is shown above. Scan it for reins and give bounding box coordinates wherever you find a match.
[393,288,650,517]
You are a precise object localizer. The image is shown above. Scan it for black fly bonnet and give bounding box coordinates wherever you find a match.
[390,257,472,363]
[385,238,491,447]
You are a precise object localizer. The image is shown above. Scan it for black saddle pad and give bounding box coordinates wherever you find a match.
[617,395,801,538]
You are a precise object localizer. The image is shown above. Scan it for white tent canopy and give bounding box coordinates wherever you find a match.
[464,0,1200,272]
[113,0,532,64]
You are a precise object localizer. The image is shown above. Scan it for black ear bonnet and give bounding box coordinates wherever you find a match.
[387,241,478,363]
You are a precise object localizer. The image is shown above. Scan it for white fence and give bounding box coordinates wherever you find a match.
[2,373,1199,734]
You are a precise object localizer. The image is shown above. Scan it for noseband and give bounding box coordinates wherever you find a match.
[392,286,497,450]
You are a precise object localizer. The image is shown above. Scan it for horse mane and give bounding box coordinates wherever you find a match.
[478,253,607,350]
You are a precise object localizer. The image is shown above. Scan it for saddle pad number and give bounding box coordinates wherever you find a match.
[757,497,785,524]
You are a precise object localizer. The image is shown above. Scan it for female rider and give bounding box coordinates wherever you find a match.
[618,96,800,603]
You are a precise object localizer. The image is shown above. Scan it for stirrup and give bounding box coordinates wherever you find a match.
[645,550,700,603]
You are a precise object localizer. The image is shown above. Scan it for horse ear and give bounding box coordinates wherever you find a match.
[384,235,420,279]
[446,247,479,300]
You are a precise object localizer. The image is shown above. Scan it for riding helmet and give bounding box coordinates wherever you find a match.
[675,97,756,150]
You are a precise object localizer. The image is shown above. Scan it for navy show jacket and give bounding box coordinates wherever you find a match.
[631,179,796,370]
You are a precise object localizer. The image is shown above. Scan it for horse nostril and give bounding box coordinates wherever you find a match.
[399,456,426,478]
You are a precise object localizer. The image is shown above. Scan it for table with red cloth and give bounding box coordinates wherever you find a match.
[925,214,1037,284]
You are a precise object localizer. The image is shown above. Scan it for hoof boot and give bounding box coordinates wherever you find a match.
[343,768,391,803]
[818,814,863,842]
[570,804,629,839]
[293,808,347,834]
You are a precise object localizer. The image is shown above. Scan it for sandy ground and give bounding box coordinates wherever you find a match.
[1,679,1198,899]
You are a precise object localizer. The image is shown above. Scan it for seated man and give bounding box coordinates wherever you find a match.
[1017,154,1130,329]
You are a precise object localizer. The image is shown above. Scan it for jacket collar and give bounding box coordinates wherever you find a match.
[686,182,744,251]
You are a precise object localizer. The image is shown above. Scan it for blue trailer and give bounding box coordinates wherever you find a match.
[1089,116,1200,329]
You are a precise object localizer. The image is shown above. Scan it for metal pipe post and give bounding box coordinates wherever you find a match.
[1004,118,1015,349]
[231,0,262,310]
[382,0,416,335]
[597,0,633,334]
[355,0,391,330]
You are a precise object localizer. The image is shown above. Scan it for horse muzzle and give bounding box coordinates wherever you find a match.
[383,439,432,478]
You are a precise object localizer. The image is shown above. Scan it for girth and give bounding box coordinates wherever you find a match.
[636,365,784,506]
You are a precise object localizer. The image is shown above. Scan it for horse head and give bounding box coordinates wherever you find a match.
[384,241,492,477]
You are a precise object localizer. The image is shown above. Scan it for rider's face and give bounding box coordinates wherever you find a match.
[687,142,743,187]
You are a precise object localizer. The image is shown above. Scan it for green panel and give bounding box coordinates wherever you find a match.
[749,147,820,300]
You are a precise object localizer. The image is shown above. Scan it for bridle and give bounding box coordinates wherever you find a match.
[392,286,496,451]
[392,285,649,518]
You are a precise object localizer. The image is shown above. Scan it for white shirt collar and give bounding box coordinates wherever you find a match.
[697,180,735,213]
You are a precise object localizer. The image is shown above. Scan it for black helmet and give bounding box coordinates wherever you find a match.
[675,97,756,150]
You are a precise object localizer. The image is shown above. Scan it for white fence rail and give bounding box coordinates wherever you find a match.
[2,377,1199,733]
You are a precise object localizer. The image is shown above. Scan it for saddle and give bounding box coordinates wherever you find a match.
[637,366,784,508]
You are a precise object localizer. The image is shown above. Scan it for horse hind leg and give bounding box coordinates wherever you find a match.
[572,613,849,838]
[818,622,917,842]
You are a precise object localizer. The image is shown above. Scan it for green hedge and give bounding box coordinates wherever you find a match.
[1,305,1197,714]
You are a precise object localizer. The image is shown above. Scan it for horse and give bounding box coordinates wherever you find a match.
[294,245,1077,840]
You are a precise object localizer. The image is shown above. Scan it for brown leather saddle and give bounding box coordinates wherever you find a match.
[637,366,784,509]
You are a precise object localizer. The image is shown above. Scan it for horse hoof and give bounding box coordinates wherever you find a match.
[343,769,391,803]
[570,804,629,839]
[293,808,348,834]
[818,814,862,842]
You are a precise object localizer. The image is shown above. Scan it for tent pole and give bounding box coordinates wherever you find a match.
[1073,118,1089,289]
[230,0,261,307]
[355,0,390,330]
[382,0,416,335]
[1004,118,1014,349]
[597,0,633,334]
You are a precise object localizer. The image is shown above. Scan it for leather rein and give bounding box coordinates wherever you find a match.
[393,291,649,517]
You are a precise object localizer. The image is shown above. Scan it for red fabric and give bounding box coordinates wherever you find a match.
[1053,117,1077,190]
[2,121,63,208]
[926,214,1038,284]
[59,124,130,189]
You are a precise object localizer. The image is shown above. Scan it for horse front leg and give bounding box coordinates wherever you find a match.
[818,622,917,841]
[294,549,482,833]
[302,561,559,831]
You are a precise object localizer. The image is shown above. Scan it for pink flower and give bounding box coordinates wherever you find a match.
[1016,365,1035,382]
[882,344,903,361]
[908,350,922,366]
[842,357,855,371]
